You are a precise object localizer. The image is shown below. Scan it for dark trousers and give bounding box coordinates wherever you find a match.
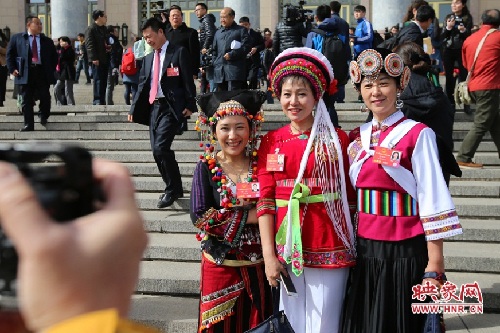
[443,48,467,105]
[75,58,90,83]
[123,82,138,105]
[149,102,183,196]
[19,65,51,127]
[0,65,7,103]
[457,90,500,162]
[217,80,244,92]
[92,63,109,105]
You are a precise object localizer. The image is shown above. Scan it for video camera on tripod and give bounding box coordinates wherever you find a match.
[283,1,313,26]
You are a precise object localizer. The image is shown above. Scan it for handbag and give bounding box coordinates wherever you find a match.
[422,272,447,333]
[244,286,295,333]
[454,29,497,106]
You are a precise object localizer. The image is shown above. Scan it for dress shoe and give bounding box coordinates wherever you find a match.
[157,192,183,208]
[20,125,34,132]
[457,161,483,169]
[40,118,48,125]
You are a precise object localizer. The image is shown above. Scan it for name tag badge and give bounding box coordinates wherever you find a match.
[373,146,401,167]
[236,182,260,199]
[266,154,285,171]
[166,67,179,76]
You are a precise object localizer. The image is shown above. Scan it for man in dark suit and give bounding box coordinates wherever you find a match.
[128,18,196,208]
[397,5,435,48]
[238,16,265,90]
[7,15,57,131]
[212,7,250,91]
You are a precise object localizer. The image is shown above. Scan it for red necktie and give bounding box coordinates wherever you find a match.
[149,49,161,104]
[31,36,39,63]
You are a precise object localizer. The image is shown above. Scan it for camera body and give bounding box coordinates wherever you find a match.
[0,143,97,295]
[201,49,214,68]
[283,1,313,26]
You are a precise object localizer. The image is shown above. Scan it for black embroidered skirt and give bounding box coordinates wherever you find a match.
[342,235,428,333]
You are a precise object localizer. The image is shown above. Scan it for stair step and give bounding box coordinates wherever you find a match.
[138,261,199,295]
[145,233,200,261]
[141,211,196,233]
[453,219,500,242]
[446,272,500,311]
[444,242,500,273]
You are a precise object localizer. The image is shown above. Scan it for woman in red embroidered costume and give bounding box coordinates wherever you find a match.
[256,47,357,333]
[190,90,271,333]
[341,49,463,333]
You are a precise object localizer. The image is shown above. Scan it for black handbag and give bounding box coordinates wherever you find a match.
[244,285,295,333]
[422,272,447,333]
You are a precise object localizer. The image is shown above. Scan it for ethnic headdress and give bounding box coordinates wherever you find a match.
[195,90,266,182]
[268,47,337,101]
[350,48,411,92]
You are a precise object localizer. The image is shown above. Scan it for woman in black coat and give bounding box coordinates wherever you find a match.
[54,36,76,105]
[394,42,461,184]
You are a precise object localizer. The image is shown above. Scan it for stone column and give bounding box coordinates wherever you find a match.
[51,0,88,39]
[224,0,260,29]
[369,0,412,31]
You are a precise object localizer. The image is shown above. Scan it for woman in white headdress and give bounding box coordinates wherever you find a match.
[256,47,357,333]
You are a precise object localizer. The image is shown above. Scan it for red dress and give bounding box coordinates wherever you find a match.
[256,125,356,270]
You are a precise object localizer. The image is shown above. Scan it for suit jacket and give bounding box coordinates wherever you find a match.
[129,43,197,126]
[166,23,200,75]
[6,32,57,85]
[397,22,425,47]
[247,29,265,70]
[212,22,250,83]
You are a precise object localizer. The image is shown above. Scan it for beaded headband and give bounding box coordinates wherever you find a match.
[269,47,337,101]
[350,49,411,91]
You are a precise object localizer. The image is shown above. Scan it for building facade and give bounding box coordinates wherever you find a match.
[0,0,493,46]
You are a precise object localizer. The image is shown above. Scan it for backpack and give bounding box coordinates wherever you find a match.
[372,31,385,49]
[121,48,137,76]
[311,28,349,85]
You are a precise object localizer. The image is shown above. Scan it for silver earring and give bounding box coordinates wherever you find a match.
[396,92,404,109]
[360,104,368,113]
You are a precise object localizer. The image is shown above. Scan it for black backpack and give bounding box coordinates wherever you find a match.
[311,28,349,85]
[372,31,385,49]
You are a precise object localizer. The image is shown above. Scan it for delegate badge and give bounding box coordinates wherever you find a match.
[266,154,285,171]
[166,67,180,76]
[236,182,260,199]
[373,146,401,167]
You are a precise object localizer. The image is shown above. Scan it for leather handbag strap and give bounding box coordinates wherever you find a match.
[466,29,497,82]
[272,286,281,315]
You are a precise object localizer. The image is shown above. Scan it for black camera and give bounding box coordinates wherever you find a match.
[201,49,214,69]
[0,143,98,296]
[283,1,313,26]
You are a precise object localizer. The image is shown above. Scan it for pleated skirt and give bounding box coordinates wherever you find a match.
[341,235,428,333]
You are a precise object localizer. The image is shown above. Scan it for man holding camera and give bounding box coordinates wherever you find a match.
[195,2,217,93]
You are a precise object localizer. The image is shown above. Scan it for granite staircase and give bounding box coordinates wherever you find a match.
[1,83,499,332]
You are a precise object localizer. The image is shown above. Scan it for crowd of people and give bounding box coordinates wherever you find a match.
[1,2,499,333]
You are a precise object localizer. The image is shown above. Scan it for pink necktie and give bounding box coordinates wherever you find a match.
[31,36,39,63]
[149,49,161,104]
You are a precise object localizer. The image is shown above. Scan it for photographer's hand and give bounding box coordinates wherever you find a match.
[0,160,147,332]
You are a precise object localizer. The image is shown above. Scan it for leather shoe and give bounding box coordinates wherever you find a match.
[457,161,483,169]
[157,192,183,208]
[20,125,34,132]
[40,118,48,125]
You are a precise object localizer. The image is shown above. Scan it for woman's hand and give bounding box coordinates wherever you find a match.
[264,254,287,287]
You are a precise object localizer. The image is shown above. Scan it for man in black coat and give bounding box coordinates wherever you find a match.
[396,5,435,48]
[212,7,250,91]
[7,15,57,131]
[128,18,197,208]
[165,5,200,133]
[85,10,110,105]
[166,5,200,77]
[239,16,265,90]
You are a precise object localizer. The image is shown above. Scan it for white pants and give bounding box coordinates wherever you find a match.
[280,265,349,333]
